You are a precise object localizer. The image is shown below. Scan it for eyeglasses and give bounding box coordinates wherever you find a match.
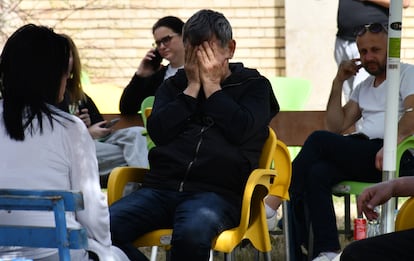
[152,34,178,48]
[355,23,388,37]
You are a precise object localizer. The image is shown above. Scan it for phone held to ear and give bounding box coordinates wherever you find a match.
[104,118,120,128]
[148,49,162,70]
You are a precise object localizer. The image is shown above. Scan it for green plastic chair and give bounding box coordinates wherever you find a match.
[269,76,312,111]
[270,76,312,159]
[140,96,155,150]
[140,96,155,127]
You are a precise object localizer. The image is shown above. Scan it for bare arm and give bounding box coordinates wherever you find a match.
[358,176,414,220]
[363,0,410,8]
[326,60,362,133]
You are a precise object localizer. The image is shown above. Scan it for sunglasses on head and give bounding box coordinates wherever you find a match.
[355,23,388,37]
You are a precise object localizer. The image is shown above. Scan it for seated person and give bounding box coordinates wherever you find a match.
[288,23,414,261]
[340,176,414,260]
[58,34,148,186]
[0,24,128,261]
[119,16,185,115]
[109,9,279,261]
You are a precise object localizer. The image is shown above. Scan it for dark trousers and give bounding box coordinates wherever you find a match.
[341,228,414,260]
[289,130,384,260]
[109,187,241,261]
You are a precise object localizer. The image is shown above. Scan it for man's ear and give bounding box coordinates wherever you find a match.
[226,39,236,59]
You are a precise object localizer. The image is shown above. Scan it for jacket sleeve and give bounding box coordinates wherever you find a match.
[147,75,278,145]
[84,94,104,124]
[119,69,166,115]
[202,77,276,144]
[147,79,198,145]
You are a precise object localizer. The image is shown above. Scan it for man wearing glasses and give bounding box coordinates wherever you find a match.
[335,0,410,101]
[288,23,414,261]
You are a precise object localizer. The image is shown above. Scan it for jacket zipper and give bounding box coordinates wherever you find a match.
[178,126,205,192]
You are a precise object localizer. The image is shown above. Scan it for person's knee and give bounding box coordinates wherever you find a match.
[340,241,364,261]
[306,130,330,144]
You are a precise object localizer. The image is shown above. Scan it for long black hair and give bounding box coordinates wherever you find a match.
[0,24,70,141]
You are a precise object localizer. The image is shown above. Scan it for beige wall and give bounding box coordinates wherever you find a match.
[0,0,285,89]
[2,1,414,112]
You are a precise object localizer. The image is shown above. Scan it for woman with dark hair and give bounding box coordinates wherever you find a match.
[59,34,148,185]
[119,16,185,114]
[0,24,128,261]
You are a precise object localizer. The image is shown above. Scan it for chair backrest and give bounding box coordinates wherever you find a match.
[395,197,414,231]
[0,189,88,261]
[269,139,292,200]
[269,76,312,111]
[259,127,278,169]
[140,96,155,127]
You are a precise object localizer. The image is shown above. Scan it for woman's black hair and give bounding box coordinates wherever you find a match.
[152,16,184,35]
[0,24,70,141]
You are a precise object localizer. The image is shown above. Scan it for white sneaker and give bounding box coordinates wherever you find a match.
[312,252,339,261]
[266,213,278,231]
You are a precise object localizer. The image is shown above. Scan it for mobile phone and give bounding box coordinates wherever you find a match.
[148,49,162,70]
[77,100,87,114]
[105,118,120,128]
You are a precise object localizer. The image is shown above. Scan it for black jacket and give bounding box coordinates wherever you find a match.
[58,92,103,124]
[144,63,279,199]
[119,66,168,115]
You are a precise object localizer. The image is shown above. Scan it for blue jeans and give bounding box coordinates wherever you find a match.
[109,187,241,261]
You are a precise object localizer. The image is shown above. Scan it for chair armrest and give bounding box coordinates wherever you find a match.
[107,167,149,205]
[237,169,278,232]
[270,140,292,200]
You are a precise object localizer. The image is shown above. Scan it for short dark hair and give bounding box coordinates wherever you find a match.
[0,24,70,140]
[152,16,185,35]
[183,9,233,47]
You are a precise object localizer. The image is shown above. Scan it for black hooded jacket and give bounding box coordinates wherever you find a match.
[144,63,279,199]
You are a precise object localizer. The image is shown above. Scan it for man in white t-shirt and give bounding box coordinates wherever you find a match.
[288,23,414,261]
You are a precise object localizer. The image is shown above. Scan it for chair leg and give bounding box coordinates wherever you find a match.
[344,194,352,238]
[255,249,260,261]
[150,246,158,261]
[209,249,214,261]
[263,251,272,261]
[282,201,291,261]
[307,222,314,261]
[166,249,171,261]
[223,251,235,261]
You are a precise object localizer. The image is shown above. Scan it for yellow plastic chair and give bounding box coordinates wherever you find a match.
[108,127,292,260]
[395,197,414,231]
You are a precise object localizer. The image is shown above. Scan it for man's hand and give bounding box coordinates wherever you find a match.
[357,180,394,220]
[335,59,363,83]
[375,147,384,171]
[197,41,223,98]
[183,45,201,98]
